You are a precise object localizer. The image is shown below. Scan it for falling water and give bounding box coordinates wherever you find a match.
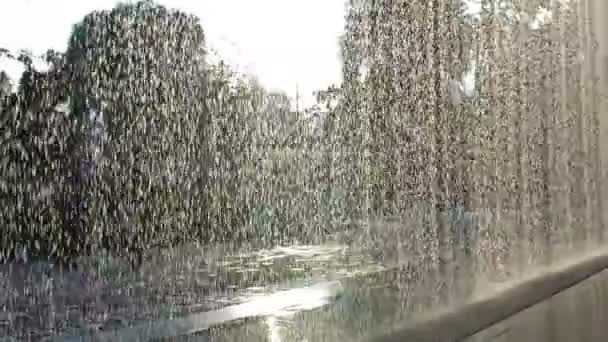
[0,0,607,341]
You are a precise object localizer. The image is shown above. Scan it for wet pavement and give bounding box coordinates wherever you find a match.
[0,224,401,341]
[0,210,599,342]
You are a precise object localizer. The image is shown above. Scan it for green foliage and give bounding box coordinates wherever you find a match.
[0,0,508,264]
[63,0,208,258]
[0,1,210,264]
[0,71,11,99]
[0,49,83,263]
[0,0,342,262]
[331,0,477,219]
[203,62,333,244]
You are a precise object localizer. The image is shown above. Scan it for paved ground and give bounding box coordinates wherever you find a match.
[465,268,608,342]
[0,210,602,341]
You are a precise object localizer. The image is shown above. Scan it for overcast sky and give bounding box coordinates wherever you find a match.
[0,0,346,106]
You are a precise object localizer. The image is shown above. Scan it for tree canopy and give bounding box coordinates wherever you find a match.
[330,0,476,216]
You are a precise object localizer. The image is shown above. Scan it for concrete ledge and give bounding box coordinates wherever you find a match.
[365,248,608,342]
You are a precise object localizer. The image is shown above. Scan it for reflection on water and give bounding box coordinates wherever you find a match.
[1,230,390,341]
[266,316,281,342]
[51,281,343,341]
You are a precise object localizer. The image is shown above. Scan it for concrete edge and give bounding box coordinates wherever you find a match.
[366,248,608,342]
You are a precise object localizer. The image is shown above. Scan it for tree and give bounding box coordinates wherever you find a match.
[463,0,602,271]
[64,0,208,259]
[0,48,82,263]
[0,71,11,99]
[334,0,475,217]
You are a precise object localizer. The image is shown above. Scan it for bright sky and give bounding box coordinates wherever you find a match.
[0,0,346,107]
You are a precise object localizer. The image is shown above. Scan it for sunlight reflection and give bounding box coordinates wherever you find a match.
[266,316,282,342]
